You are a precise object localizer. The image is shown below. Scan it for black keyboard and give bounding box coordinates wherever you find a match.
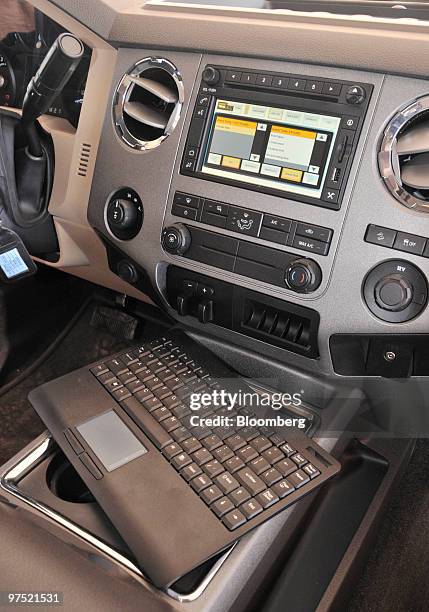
[90,336,340,533]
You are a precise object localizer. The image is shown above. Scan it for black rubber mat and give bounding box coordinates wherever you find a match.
[0,303,129,465]
[348,438,429,612]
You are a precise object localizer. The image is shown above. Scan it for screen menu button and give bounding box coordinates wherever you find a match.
[226,207,263,237]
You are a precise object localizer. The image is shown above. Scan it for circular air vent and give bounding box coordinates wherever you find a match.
[113,57,184,151]
[379,95,429,212]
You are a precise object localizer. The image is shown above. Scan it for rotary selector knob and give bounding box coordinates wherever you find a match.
[375,274,413,312]
[202,66,220,85]
[162,224,191,255]
[345,85,366,105]
[285,258,322,293]
[106,188,143,240]
[363,260,428,323]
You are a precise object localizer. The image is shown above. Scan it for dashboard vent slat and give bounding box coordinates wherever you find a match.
[397,121,429,156]
[113,57,183,151]
[401,153,429,190]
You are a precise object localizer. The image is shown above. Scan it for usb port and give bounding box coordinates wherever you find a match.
[331,167,341,183]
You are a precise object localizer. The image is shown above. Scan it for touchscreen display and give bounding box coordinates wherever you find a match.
[201,99,341,200]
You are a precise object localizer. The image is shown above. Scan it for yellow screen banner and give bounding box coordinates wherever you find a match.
[271,125,316,140]
[215,116,257,136]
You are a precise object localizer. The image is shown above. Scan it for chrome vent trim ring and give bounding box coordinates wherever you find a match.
[379,94,429,213]
[113,57,184,151]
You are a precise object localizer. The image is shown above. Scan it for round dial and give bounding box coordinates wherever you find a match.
[162,224,191,255]
[285,258,322,293]
[363,259,427,322]
[105,188,143,240]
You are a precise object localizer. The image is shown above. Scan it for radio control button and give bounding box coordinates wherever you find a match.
[262,215,291,233]
[194,107,207,119]
[202,66,220,85]
[241,72,257,84]
[185,145,198,160]
[345,84,366,105]
[256,74,273,87]
[204,200,229,216]
[272,76,288,89]
[305,80,323,94]
[323,82,341,96]
[225,70,241,83]
[341,116,359,130]
[182,158,197,172]
[296,223,332,243]
[289,78,306,91]
[197,94,210,106]
[322,188,340,206]
[292,236,330,256]
[174,192,200,209]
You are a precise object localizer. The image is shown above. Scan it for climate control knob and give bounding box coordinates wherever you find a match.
[105,188,143,240]
[285,258,322,293]
[162,224,191,255]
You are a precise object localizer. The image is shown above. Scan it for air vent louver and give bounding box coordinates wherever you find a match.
[113,58,184,151]
[379,95,429,212]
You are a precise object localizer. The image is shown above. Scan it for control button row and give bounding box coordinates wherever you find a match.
[365,225,429,258]
[171,192,333,256]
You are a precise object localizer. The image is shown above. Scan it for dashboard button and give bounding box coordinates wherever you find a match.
[201,67,220,85]
[225,70,242,83]
[394,232,426,256]
[292,236,329,256]
[345,84,366,105]
[184,145,199,160]
[323,82,341,96]
[197,284,215,298]
[341,116,359,130]
[197,94,211,106]
[182,158,197,172]
[272,76,288,89]
[256,74,273,87]
[200,210,227,228]
[194,107,207,119]
[365,225,396,248]
[174,192,200,208]
[322,188,339,206]
[289,78,306,91]
[296,223,332,243]
[204,200,229,216]
[262,214,291,232]
[260,227,288,245]
[172,204,198,221]
[241,72,257,84]
[305,80,323,94]
[226,207,262,237]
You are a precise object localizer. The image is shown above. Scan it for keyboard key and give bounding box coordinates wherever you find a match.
[249,456,271,475]
[163,442,182,460]
[288,469,310,489]
[129,360,146,374]
[190,425,212,440]
[212,497,234,517]
[201,485,223,505]
[146,377,163,392]
[303,463,320,479]
[202,434,223,451]
[106,358,128,376]
[192,448,213,466]
[203,460,224,478]
[239,427,259,442]
[237,445,259,463]
[236,468,266,496]
[126,379,145,394]
[262,447,284,464]
[104,378,123,392]
[141,396,162,412]
[255,489,279,509]
[226,434,246,451]
[190,473,213,493]
[280,443,295,457]
[291,453,308,468]
[223,509,246,530]
[135,387,153,402]
[153,385,173,400]
[112,387,131,401]
[120,351,137,366]
[229,487,251,506]
[91,364,108,376]
[240,498,263,519]
[215,472,240,495]
[181,462,202,481]
[162,416,180,432]
[224,456,245,473]
[122,397,173,449]
[171,426,192,443]
[270,433,286,446]
[272,479,295,498]
[274,458,296,477]
[213,445,234,463]
[172,452,192,470]
[261,468,282,486]
[172,404,191,419]
[118,371,137,385]
[181,437,201,454]
[251,436,272,453]
[163,394,180,410]
[152,406,172,422]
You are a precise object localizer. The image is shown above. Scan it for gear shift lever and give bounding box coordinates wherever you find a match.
[21,32,84,157]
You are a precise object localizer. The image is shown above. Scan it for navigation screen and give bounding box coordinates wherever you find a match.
[201,99,341,200]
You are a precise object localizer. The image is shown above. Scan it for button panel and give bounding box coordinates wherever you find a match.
[365,225,429,259]
[170,191,333,258]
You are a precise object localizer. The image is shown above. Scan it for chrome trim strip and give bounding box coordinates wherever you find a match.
[378,94,429,213]
[0,435,235,603]
[113,57,184,151]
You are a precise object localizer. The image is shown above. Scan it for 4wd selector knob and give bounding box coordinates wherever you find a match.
[375,274,413,312]
[162,224,191,255]
[105,188,143,240]
[285,258,322,293]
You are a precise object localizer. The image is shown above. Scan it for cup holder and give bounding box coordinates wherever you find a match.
[46,451,95,504]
